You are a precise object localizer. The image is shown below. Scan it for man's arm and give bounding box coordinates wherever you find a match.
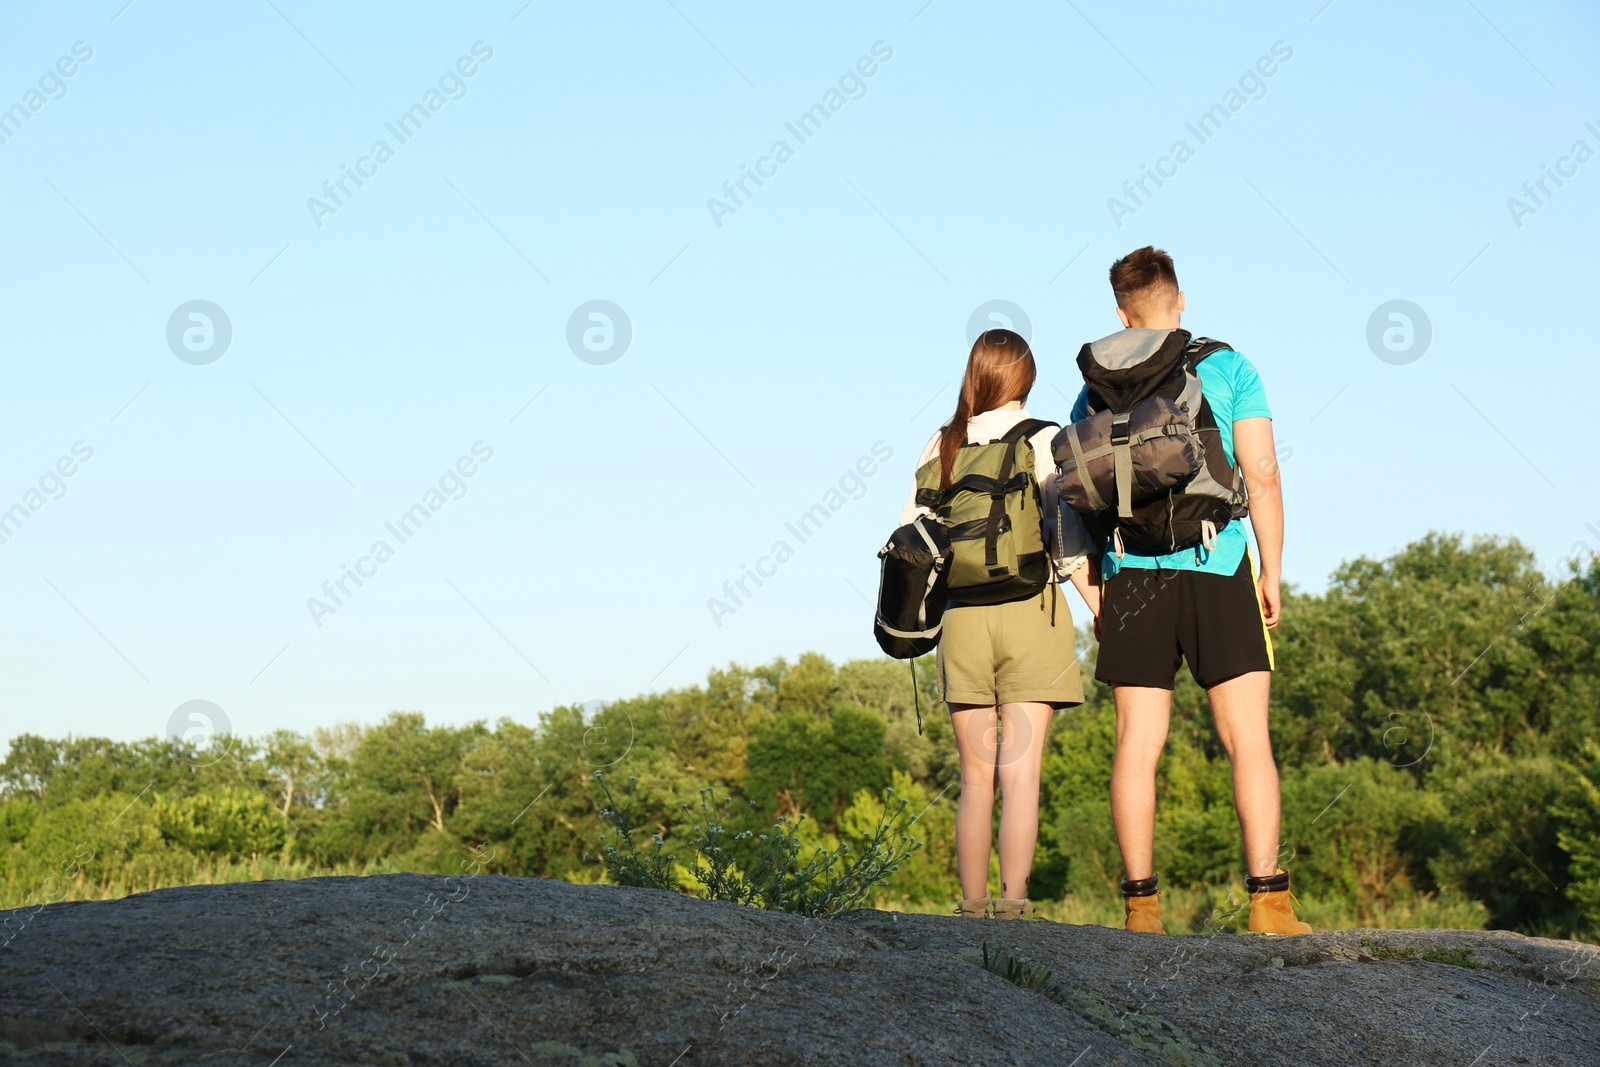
[1233,417,1282,628]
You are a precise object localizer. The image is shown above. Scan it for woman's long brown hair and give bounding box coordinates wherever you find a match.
[938,328,1037,488]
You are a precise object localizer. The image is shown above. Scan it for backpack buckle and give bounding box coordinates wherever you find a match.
[1110,412,1132,446]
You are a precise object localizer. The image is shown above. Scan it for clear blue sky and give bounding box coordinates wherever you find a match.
[2,0,1596,749]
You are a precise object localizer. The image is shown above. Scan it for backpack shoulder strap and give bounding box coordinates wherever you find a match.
[975,419,1054,569]
[1001,418,1056,444]
[1182,338,1231,426]
[1184,337,1232,365]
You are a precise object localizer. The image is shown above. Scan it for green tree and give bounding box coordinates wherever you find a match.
[314,712,485,865]
[1513,556,1600,760]
[1430,756,1584,934]
[261,729,326,816]
[1556,742,1600,932]
[1271,534,1554,774]
[744,702,891,833]
[837,655,952,787]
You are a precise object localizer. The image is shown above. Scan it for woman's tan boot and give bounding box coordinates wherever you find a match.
[1246,871,1312,935]
[1121,875,1166,934]
[992,898,1031,920]
[957,896,991,918]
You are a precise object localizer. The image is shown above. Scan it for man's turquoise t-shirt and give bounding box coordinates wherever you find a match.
[1069,343,1272,579]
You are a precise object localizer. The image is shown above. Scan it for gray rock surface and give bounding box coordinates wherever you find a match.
[1,873,1597,1065]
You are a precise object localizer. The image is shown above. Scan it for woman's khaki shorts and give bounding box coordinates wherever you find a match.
[936,584,1084,707]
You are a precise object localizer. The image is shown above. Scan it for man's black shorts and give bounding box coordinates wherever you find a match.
[1094,554,1274,690]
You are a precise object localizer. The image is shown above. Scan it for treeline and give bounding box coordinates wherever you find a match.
[3,534,1599,939]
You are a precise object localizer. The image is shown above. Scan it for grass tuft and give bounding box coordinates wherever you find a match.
[976,941,1052,990]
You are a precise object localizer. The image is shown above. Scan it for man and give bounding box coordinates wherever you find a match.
[1070,246,1310,936]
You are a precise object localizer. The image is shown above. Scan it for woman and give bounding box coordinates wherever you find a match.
[900,328,1100,919]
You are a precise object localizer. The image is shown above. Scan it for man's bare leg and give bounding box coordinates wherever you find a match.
[1110,685,1173,880]
[1207,670,1280,878]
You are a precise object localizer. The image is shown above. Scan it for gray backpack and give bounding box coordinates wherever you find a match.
[1053,329,1246,556]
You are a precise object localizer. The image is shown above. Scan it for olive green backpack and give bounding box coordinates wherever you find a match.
[913,419,1054,606]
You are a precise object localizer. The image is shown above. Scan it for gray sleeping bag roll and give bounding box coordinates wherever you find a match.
[1052,398,1203,516]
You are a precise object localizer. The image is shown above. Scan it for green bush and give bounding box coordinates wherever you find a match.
[154,786,286,859]
[589,773,678,893]
[1556,742,1600,931]
[1158,739,1241,886]
[839,770,958,905]
[1430,756,1585,935]
[1039,695,1120,898]
[2,792,181,907]
[593,772,921,918]
[1279,759,1446,918]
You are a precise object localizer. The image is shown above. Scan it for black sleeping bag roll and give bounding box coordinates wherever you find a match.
[873,516,951,659]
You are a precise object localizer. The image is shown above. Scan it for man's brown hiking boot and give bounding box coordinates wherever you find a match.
[1121,875,1165,934]
[1246,871,1312,936]
[957,896,991,918]
[992,898,1031,920]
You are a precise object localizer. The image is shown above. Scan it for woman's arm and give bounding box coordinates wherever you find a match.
[1069,554,1102,620]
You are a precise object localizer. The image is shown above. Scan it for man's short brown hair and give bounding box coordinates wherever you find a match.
[1110,246,1179,311]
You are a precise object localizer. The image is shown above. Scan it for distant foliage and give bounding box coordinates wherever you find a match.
[1556,743,1600,930]
[744,701,891,830]
[154,787,286,859]
[3,535,1600,938]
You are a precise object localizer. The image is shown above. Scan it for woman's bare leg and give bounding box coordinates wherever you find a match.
[994,701,1055,900]
[950,703,1000,900]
